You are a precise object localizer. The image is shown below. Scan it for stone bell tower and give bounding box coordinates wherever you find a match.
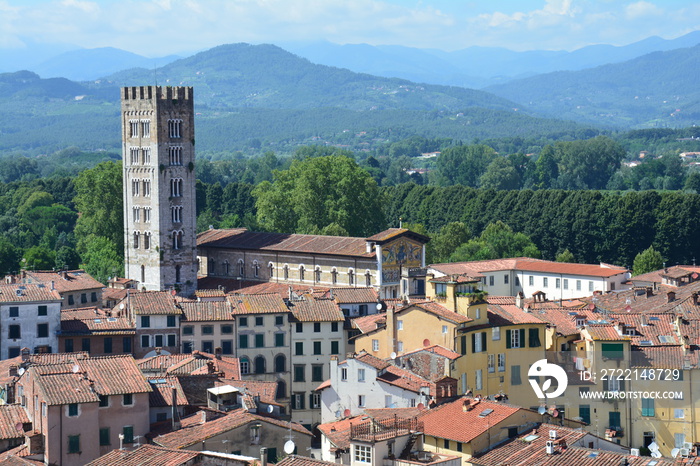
[121,86,197,295]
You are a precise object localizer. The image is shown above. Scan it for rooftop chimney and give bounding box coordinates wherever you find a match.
[261,447,268,466]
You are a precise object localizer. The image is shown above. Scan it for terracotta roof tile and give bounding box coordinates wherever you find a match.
[0,405,29,440]
[180,300,233,321]
[487,304,546,325]
[419,397,524,443]
[30,355,152,405]
[584,324,628,341]
[630,346,687,369]
[581,281,700,315]
[138,352,241,379]
[277,455,339,466]
[195,289,226,298]
[120,290,183,316]
[351,313,386,333]
[0,283,61,303]
[327,287,378,304]
[25,270,104,293]
[365,228,430,244]
[0,445,43,465]
[227,293,290,315]
[290,297,345,322]
[429,273,484,283]
[399,345,461,360]
[153,408,311,449]
[399,302,471,324]
[486,295,516,305]
[198,229,373,258]
[147,376,189,407]
[216,378,280,408]
[86,444,201,465]
[430,258,627,278]
[354,352,434,394]
[60,307,135,335]
[611,313,678,346]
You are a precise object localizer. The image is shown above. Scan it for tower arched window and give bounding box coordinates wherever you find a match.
[223,260,230,276]
[299,266,305,282]
[254,261,260,278]
[170,178,182,197]
[143,232,150,250]
[315,267,322,283]
[239,260,245,277]
[133,232,140,249]
[348,269,355,286]
[276,380,286,399]
[283,265,289,280]
[173,231,183,250]
[331,268,338,285]
[268,263,274,278]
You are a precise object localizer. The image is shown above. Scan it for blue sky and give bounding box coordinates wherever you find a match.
[1,0,699,56]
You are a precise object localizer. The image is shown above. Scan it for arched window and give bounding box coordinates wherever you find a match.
[240,357,250,375]
[141,265,145,284]
[348,269,355,286]
[254,356,266,374]
[143,232,151,250]
[299,266,305,282]
[275,354,286,373]
[365,270,372,287]
[175,265,181,283]
[209,260,215,274]
[268,263,274,278]
[315,267,322,283]
[276,380,286,399]
[331,268,338,285]
[133,231,140,249]
[223,260,230,276]
[254,261,260,278]
[283,265,289,280]
[239,260,245,277]
[173,231,183,250]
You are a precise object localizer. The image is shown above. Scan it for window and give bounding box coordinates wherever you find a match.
[372,339,379,352]
[68,435,80,454]
[68,403,78,417]
[312,392,321,409]
[99,395,109,407]
[601,343,624,360]
[498,353,506,372]
[294,365,305,382]
[168,119,182,138]
[9,306,18,317]
[579,405,591,424]
[358,394,366,407]
[506,329,525,349]
[100,427,110,446]
[292,392,305,410]
[442,325,448,334]
[122,426,134,444]
[274,354,286,373]
[331,269,337,285]
[104,337,113,354]
[295,342,303,355]
[355,445,371,463]
[202,341,214,353]
[589,281,594,292]
[641,398,654,416]
[275,315,284,326]
[492,326,500,340]
[366,271,372,287]
[222,340,233,355]
[123,393,133,406]
[170,178,182,197]
[130,147,140,165]
[202,325,214,335]
[397,341,404,352]
[528,328,541,347]
[141,335,150,348]
[563,279,568,290]
[608,412,621,430]
[241,357,250,375]
[167,334,176,347]
[528,275,534,286]
[8,325,20,340]
[254,356,266,374]
[37,323,48,338]
[472,332,486,353]
[283,265,289,280]
[313,322,321,332]
[331,322,339,332]
[220,324,233,334]
[312,364,323,382]
[268,263,274,278]
[90,292,97,303]
[675,433,686,449]
[123,337,132,353]
[358,368,366,382]
[313,341,322,355]
[511,365,521,385]
[331,340,339,354]
[504,274,509,284]
[475,369,483,390]
[555,278,560,289]
[543,277,548,288]
[142,179,150,197]
[183,325,194,336]
[141,120,150,138]
[255,334,264,348]
[488,354,495,373]
[141,316,150,328]
[38,305,47,316]
[255,316,264,326]
[169,146,183,165]
[172,230,183,249]
[68,295,74,305]
[171,206,182,223]
[65,339,74,352]
[275,333,285,347]
[295,322,303,333]
[82,338,91,352]
[348,270,354,286]
[489,276,494,286]
[674,408,684,419]
[299,266,305,282]
[129,120,139,137]
[166,315,177,327]
[576,280,581,291]
[444,439,450,449]
[239,317,248,327]
[239,334,249,349]
[341,368,348,381]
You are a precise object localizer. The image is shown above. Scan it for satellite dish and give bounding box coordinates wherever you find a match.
[423,339,430,347]
[376,303,383,311]
[651,451,662,459]
[588,303,595,310]
[71,364,80,374]
[17,367,25,376]
[625,305,631,312]
[390,352,397,360]
[538,406,546,415]
[119,303,125,310]
[671,448,680,458]
[15,422,23,433]
[335,410,342,419]
[267,405,274,413]
[417,403,424,410]
[343,409,351,417]
[648,442,659,451]
[552,409,559,418]
[284,440,296,454]
[171,289,177,296]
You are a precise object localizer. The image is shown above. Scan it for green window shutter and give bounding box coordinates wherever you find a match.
[471,334,476,353]
[519,329,525,347]
[506,330,512,349]
[528,328,541,347]
[481,332,487,352]
[461,336,467,355]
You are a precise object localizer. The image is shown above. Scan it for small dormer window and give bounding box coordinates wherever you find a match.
[626,328,635,336]
[576,318,585,327]
[250,424,261,444]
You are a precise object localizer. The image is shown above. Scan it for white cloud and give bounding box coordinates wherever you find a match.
[625,1,663,19]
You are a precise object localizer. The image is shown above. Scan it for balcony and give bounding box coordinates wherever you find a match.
[350,417,423,443]
[384,452,460,466]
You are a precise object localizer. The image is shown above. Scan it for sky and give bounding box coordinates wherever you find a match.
[1,0,700,56]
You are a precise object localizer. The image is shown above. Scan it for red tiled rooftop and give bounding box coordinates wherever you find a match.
[584,324,628,341]
[119,290,183,316]
[488,304,546,326]
[86,444,201,465]
[0,405,29,440]
[290,297,345,322]
[227,293,290,315]
[327,287,378,304]
[198,228,374,258]
[351,313,386,333]
[25,269,104,292]
[430,258,627,278]
[60,307,134,335]
[400,344,461,360]
[180,300,233,321]
[400,302,472,324]
[0,283,61,303]
[277,455,339,466]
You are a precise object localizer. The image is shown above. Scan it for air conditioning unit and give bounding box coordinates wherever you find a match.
[680,448,690,458]
[546,441,554,455]
[549,430,557,440]
[630,449,639,457]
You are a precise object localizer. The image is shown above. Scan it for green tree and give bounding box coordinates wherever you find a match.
[633,246,663,276]
[450,221,540,262]
[531,146,559,190]
[436,144,497,187]
[479,157,521,190]
[80,235,122,284]
[253,155,385,237]
[428,222,471,263]
[73,161,124,254]
[55,246,81,270]
[23,246,56,270]
[556,249,575,263]
[0,238,22,275]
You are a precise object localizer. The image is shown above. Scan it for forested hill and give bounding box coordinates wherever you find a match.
[485,44,700,128]
[101,43,518,112]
